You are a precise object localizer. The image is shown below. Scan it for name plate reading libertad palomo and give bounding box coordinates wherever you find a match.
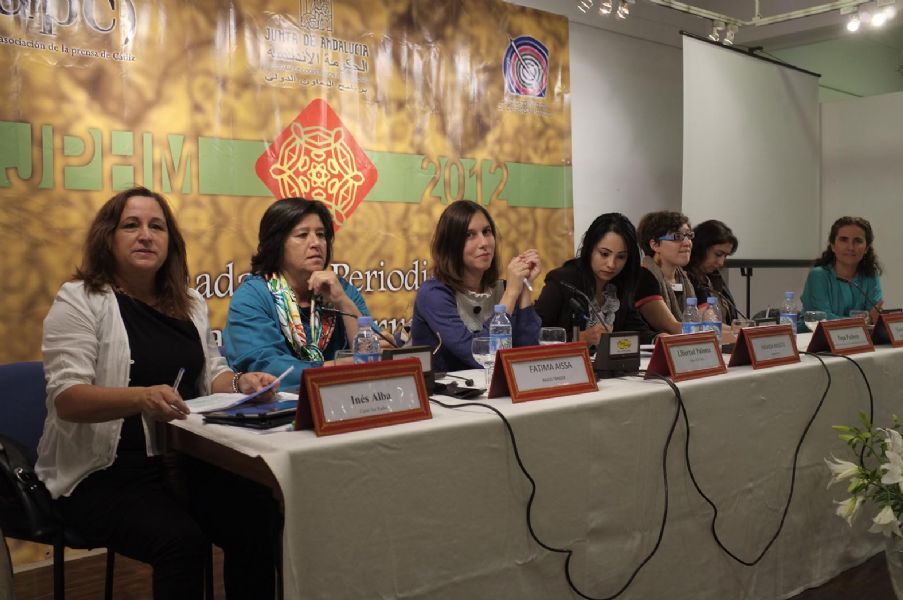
[295,358,431,436]
[645,330,726,382]
[488,342,597,403]
[729,324,800,369]
[807,317,875,356]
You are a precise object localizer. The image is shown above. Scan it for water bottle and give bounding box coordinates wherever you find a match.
[701,296,723,342]
[352,316,381,363]
[780,291,800,332]
[489,304,513,355]
[681,297,701,334]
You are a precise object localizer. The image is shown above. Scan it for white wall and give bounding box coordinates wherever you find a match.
[821,90,903,309]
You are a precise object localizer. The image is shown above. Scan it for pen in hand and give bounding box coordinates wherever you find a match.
[170,367,188,416]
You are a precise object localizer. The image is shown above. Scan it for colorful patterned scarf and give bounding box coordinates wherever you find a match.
[265,273,336,362]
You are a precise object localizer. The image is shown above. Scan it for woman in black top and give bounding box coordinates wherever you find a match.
[536,213,655,345]
[687,219,740,323]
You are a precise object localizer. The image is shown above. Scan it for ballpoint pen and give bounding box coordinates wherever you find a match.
[171,367,187,415]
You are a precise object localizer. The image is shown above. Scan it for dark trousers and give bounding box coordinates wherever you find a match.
[59,455,279,600]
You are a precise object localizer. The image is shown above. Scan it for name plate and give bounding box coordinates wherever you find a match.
[488,342,597,403]
[806,317,875,355]
[728,324,800,369]
[873,312,903,347]
[645,330,726,382]
[295,358,432,436]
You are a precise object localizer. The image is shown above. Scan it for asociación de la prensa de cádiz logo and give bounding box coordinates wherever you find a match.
[503,35,549,98]
[255,99,378,229]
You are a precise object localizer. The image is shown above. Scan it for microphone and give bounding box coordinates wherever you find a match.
[560,281,606,327]
[835,276,882,315]
[319,306,398,347]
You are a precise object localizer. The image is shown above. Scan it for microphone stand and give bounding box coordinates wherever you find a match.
[318,306,399,348]
[835,276,882,316]
[560,281,606,329]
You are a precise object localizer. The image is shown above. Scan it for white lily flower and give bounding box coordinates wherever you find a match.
[881,450,903,488]
[825,456,860,487]
[835,496,863,526]
[868,505,903,538]
[885,428,903,455]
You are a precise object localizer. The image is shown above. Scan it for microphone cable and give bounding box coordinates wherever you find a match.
[811,351,875,466]
[650,353,832,566]
[428,394,681,600]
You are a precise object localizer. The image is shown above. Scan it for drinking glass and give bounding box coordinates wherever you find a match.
[471,337,493,387]
[849,309,870,325]
[730,318,755,337]
[333,350,354,366]
[802,310,827,332]
[539,327,566,345]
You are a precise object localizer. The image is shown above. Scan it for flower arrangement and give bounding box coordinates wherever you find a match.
[826,412,903,537]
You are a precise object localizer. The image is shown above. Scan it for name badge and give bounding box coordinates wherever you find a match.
[296,358,432,436]
[645,330,726,382]
[873,312,903,348]
[671,283,683,293]
[806,318,875,356]
[488,342,597,403]
[728,324,800,369]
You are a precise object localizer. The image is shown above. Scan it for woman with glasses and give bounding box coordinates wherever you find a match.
[634,211,696,335]
[411,200,542,372]
[687,220,740,323]
[535,213,655,344]
[225,198,370,388]
[801,216,883,322]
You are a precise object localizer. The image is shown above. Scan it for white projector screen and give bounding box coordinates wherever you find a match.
[682,35,821,261]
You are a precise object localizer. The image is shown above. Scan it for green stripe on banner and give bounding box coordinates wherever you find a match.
[505,162,573,209]
[198,137,270,196]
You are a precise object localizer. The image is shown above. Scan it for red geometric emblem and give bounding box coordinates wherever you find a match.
[255,99,378,229]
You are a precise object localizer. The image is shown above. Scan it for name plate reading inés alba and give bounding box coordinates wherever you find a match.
[873,312,903,347]
[488,342,597,403]
[645,330,726,382]
[806,318,874,355]
[728,324,800,369]
[295,358,431,436]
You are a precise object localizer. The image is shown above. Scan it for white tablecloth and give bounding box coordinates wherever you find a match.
[173,337,903,599]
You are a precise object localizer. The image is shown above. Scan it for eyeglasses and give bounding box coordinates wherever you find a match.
[658,231,695,242]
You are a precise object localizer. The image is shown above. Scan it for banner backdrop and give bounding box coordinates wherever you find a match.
[1,0,571,566]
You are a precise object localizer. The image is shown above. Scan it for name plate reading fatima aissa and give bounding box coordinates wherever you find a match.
[295,358,431,436]
[645,330,726,382]
[488,342,597,403]
[728,324,800,369]
[807,317,875,356]
[874,312,903,348]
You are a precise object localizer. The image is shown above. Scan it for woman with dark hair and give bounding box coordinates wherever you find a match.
[535,213,655,344]
[37,187,279,599]
[411,201,541,372]
[687,219,740,323]
[801,216,883,322]
[225,197,369,387]
[634,210,696,335]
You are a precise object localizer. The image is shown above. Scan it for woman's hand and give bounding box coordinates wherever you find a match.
[236,372,279,402]
[578,324,608,346]
[137,385,189,422]
[520,249,542,284]
[308,270,348,305]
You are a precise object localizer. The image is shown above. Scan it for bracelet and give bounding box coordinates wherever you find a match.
[231,371,244,393]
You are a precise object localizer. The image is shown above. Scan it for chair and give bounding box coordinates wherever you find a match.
[0,361,116,600]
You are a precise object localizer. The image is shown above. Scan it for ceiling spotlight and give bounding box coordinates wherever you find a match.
[600,0,612,15]
[708,20,725,41]
[616,0,630,19]
[577,0,593,13]
[873,10,888,25]
[885,5,897,19]
[723,24,737,45]
[847,15,861,31]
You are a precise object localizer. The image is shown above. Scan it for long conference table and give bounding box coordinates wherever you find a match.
[164,333,903,600]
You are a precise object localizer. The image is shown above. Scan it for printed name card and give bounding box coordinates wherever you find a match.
[488,342,597,403]
[295,358,431,436]
[645,330,726,382]
[728,324,800,369]
[806,317,874,355]
[873,312,903,347]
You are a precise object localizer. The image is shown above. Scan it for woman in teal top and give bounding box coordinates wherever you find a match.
[801,216,883,322]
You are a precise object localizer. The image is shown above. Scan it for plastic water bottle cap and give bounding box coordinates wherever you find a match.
[494,304,506,313]
[707,296,717,305]
[357,316,373,327]
[784,291,794,299]
[686,297,697,306]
